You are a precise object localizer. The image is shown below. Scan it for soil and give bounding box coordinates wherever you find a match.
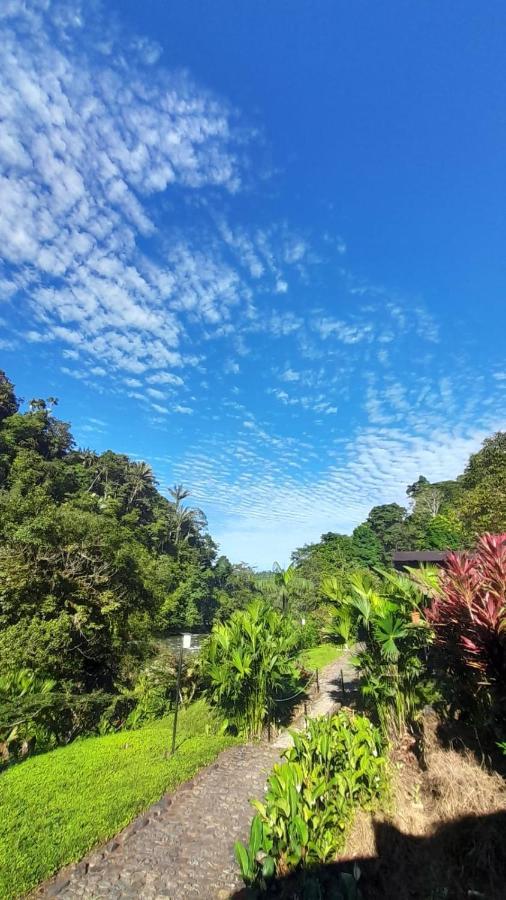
[340,713,506,900]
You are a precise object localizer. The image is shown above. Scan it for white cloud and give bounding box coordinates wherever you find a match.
[0,0,247,383]
[280,368,300,382]
[146,372,184,386]
[147,387,166,400]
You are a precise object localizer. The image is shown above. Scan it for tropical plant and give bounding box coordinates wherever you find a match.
[267,563,312,615]
[424,532,506,740]
[348,569,436,738]
[235,712,386,889]
[121,647,201,729]
[0,669,58,763]
[202,600,299,738]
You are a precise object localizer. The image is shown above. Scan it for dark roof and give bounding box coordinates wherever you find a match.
[392,551,448,563]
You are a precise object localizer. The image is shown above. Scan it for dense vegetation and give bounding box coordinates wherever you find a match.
[203,600,301,738]
[2,365,505,761]
[0,370,259,759]
[2,367,505,898]
[236,712,386,892]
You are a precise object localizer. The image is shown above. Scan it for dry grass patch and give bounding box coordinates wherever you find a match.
[340,714,506,900]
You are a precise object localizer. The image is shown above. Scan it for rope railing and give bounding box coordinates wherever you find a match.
[271,670,316,704]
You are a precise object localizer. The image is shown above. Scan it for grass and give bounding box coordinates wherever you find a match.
[0,700,237,900]
[299,642,341,671]
[342,713,506,899]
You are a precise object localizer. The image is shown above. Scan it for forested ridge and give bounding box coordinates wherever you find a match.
[0,370,257,744]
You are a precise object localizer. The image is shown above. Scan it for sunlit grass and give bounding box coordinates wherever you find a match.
[0,700,236,900]
[299,643,341,670]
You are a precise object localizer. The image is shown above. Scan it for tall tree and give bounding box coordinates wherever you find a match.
[457,432,506,535]
[350,523,383,567]
[0,371,19,422]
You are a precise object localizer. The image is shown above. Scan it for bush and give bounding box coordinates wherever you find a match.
[0,669,59,764]
[235,712,386,889]
[425,532,506,741]
[120,646,201,730]
[327,570,436,738]
[202,600,300,738]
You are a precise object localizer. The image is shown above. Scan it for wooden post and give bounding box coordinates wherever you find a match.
[341,668,345,701]
[316,668,320,693]
[171,645,184,755]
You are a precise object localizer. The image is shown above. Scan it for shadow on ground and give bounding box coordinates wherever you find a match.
[230,810,506,900]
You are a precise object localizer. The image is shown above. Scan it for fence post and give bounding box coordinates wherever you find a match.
[316,668,320,693]
[170,645,184,755]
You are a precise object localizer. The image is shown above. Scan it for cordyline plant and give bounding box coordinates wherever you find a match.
[424,532,506,738]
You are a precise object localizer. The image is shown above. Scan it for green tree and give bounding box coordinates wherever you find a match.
[366,503,410,559]
[457,432,506,535]
[0,371,19,422]
[423,511,465,550]
[264,563,312,615]
[350,523,383,567]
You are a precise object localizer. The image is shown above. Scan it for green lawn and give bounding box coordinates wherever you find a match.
[299,642,341,671]
[0,700,236,900]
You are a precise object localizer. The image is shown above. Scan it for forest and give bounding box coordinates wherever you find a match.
[0,366,505,755]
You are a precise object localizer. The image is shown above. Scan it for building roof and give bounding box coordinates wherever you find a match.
[392,550,448,564]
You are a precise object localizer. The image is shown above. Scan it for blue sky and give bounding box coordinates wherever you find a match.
[1,0,505,568]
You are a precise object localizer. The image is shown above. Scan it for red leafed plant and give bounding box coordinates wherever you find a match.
[425,533,506,735]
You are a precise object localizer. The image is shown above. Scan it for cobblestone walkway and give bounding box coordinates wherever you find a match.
[38,652,357,900]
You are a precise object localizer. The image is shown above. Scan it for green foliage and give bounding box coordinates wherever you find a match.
[0,670,59,763]
[235,712,386,888]
[0,370,19,423]
[203,600,300,738]
[347,570,436,738]
[366,503,409,557]
[423,511,465,550]
[0,371,258,754]
[120,647,201,730]
[261,562,313,615]
[350,523,383,568]
[292,533,356,590]
[0,700,236,900]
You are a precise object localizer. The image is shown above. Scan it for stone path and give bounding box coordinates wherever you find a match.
[38,652,357,900]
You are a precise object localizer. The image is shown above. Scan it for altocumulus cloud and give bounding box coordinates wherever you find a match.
[0,0,255,383]
[169,415,505,568]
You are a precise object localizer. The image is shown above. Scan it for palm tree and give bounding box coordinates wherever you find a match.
[167,484,207,553]
[267,563,311,615]
[127,461,154,509]
[169,484,191,509]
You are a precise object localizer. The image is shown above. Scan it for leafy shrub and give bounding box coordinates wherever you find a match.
[296,613,324,650]
[121,647,201,729]
[202,600,299,738]
[235,712,386,889]
[324,569,435,738]
[425,532,506,740]
[0,669,59,764]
